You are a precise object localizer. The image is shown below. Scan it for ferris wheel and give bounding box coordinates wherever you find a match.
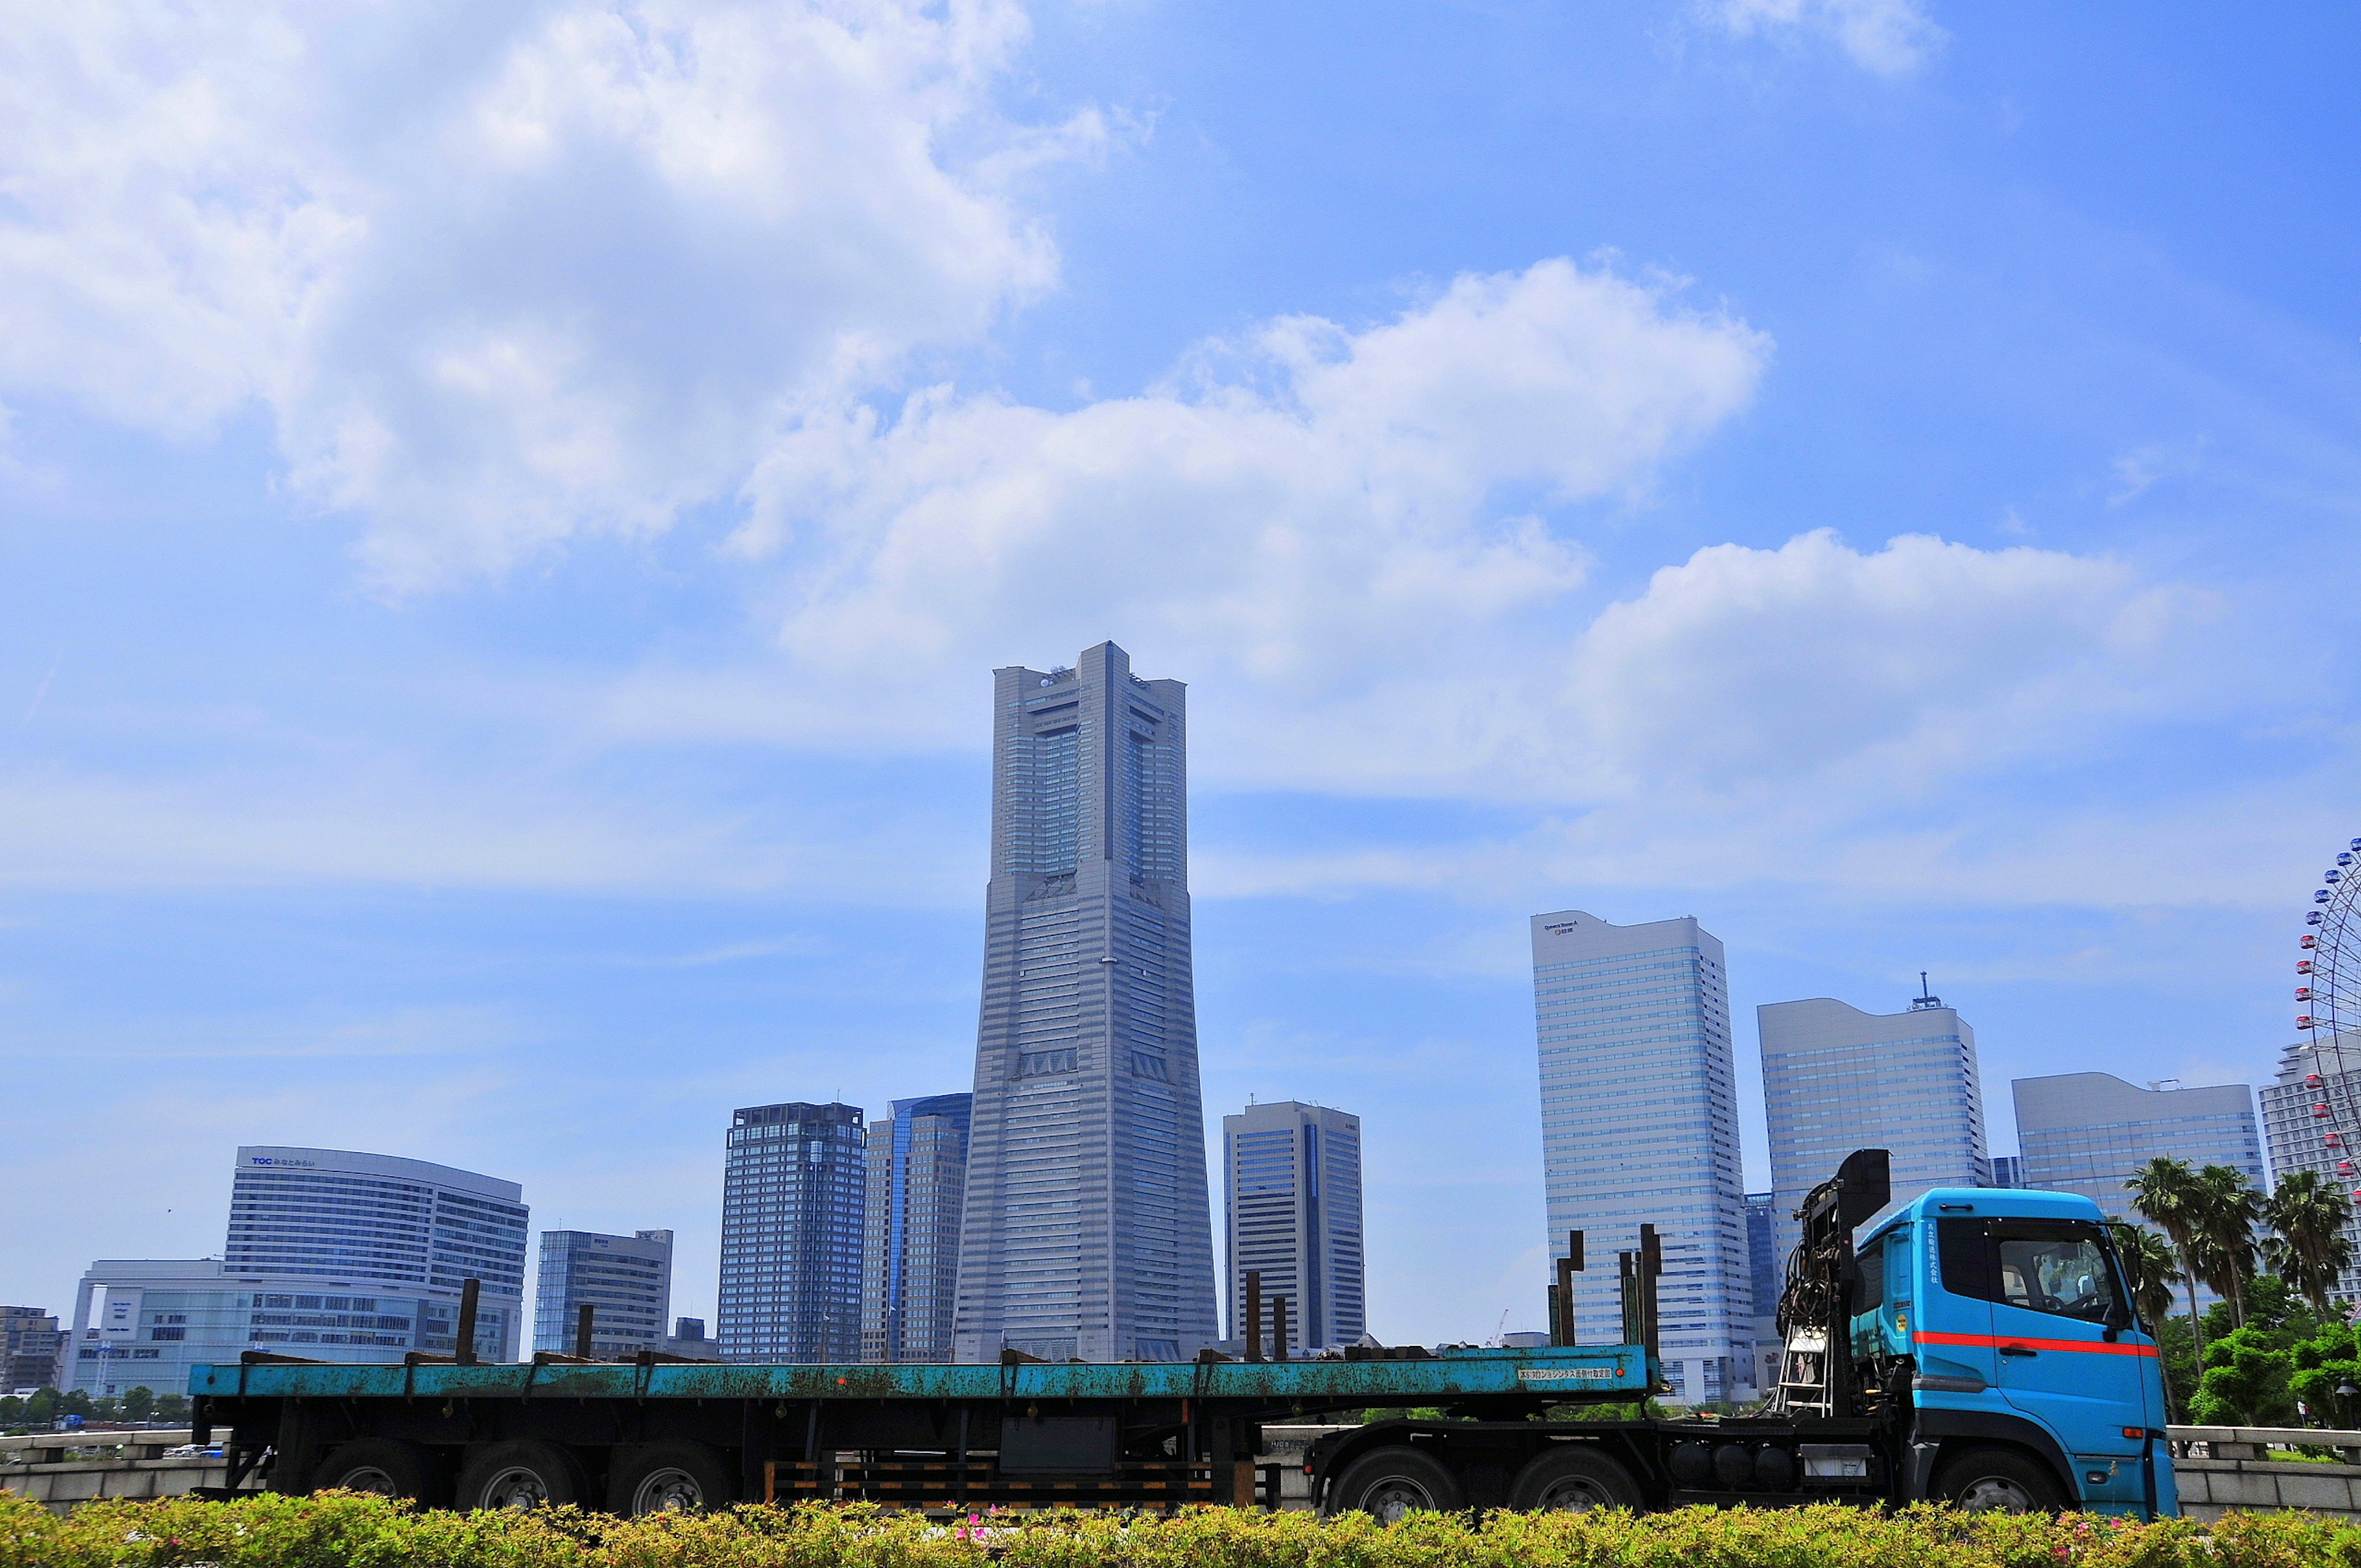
[2297,836,2361,1197]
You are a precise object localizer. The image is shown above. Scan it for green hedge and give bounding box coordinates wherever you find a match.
[4,1495,2357,1568]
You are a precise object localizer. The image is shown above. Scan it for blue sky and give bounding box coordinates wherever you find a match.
[4,1,2357,1345]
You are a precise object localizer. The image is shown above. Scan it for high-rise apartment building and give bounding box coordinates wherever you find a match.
[2,1307,63,1392]
[1759,994,1990,1262]
[2260,1035,2361,1299]
[952,643,1218,1364]
[532,1229,674,1358]
[2019,1071,2264,1308]
[718,1101,866,1361]
[224,1147,528,1360]
[1222,1101,1365,1355]
[861,1093,973,1363]
[1532,910,1749,1406]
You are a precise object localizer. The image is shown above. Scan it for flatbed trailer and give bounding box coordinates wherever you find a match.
[189,1341,1661,1515]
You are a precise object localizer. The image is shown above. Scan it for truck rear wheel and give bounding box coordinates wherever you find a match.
[609,1441,734,1515]
[1933,1447,2063,1514]
[1329,1446,1465,1522]
[457,1439,587,1510]
[1511,1446,1641,1512]
[312,1438,436,1502]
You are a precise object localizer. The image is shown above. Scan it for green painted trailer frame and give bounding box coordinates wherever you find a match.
[188,1344,1664,1515]
[190,1344,1654,1406]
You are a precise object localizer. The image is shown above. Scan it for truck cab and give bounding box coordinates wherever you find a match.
[1854,1186,2175,1516]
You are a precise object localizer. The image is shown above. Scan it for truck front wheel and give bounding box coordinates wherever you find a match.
[1329,1446,1465,1522]
[1511,1446,1641,1512]
[1933,1447,2063,1514]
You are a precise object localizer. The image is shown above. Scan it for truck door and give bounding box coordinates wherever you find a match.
[1924,1218,2001,1396]
[1984,1219,2146,1460]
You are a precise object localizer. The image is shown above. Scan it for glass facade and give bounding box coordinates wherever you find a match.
[68,1260,507,1395]
[718,1101,866,1361]
[2017,1071,2263,1310]
[953,643,1217,1364]
[1758,996,1990,1264]
[1532,909,1749,1406]
[2260,1034,2361,1299]
[532,1229,673,1357]
[1222,1101,1366,1355]
[223,1146,527,1360]
[861,1093,973,1363]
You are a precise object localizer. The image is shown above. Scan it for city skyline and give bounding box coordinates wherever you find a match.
[6,933,2338,1376]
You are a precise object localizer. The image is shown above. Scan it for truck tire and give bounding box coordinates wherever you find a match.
[1933,1447,2063,1514]
[609,1441,735,1515]
[456,1439,587,1510]
[312,1438,437,1502]
[1510,1446,1642,1512]
[1329,1446,1465,1522]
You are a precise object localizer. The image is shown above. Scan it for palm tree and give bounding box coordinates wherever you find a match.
[2110,1221,2187,1417]
[2263,1170,2354,1317]
[2127,1157,2209,1371]
[2193,1164,2264,1328]
[2109,1221,2183,1332]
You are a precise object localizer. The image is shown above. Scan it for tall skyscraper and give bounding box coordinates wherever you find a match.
[224,1146,528,1361]
[718,1101,866,1361]
[532,1229,674,1358]
[1988,1155,2025,1188]
[862,1093,973,1363]
[953,642,1218,1364]
[1531,910,1748,1406]
[2258,1036,2361,1297]
[1758,992,1990,1262]
[2019,1070,2264,1309]
[1222,1101,1365,1355]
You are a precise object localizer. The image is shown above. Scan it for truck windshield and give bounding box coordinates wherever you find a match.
[1993,1225,2119,1324]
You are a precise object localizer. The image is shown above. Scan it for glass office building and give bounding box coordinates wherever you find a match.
[1532,909,1749,1406]
[2260,1035,2361,1299]
[861,1093,973,1363]
[1758,994,1990,1263]
[532,1229,674,1358]
[224,1146,528,1360]
[1222,1101,1366,1355]
[2017,1071,2263,1309]
[952,643,1218,1363]
[67,1259,485,1396]
[718,1101,866,1361]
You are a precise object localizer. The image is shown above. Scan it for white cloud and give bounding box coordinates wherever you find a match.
[584,258,2223,834]
[0,0,1080,585]
[718,256,1766,732]
[1712,0,1947,78]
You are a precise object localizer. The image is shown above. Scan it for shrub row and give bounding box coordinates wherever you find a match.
[5,1495,2360,1568]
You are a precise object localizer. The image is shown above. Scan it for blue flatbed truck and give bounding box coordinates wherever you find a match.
[187,1150,2176,1519]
